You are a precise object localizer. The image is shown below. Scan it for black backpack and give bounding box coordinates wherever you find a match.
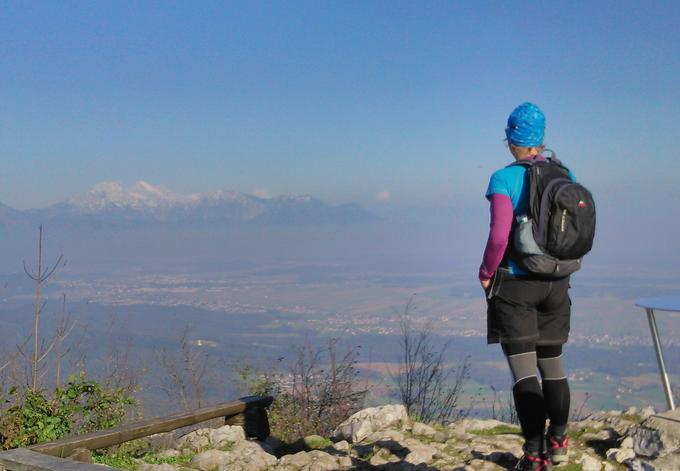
[509,152,596,278]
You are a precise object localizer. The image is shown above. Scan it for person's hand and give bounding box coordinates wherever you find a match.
[480,278,491,290]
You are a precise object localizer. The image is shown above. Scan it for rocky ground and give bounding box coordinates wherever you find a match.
[93,404,680,471]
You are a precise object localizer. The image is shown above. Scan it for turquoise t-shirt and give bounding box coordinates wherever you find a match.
[485,161,576,275]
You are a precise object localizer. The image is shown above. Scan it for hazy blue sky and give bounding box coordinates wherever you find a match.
[2,1,680,209]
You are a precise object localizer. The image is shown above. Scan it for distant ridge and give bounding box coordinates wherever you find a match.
[3,181,377,228]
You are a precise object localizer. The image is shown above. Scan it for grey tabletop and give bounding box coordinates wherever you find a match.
[636,296,680,312]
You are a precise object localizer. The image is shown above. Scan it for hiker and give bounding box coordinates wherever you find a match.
[479,102,594,470]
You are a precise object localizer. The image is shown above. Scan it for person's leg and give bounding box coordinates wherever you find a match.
[502,342,546,454]
[537,344,570,464]
[535,275,571,438]
[537,344,570,437]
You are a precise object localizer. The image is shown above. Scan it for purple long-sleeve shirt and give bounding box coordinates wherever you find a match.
[478,193,513,281]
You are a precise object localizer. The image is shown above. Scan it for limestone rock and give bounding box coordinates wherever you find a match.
[209,424,246,448]
[631,409,680,458]
[403,437,424,449]
[465,458,504,470]
[137,464,177,471]
[225,440,277,470]
[277,451,311,469]
[411,422,437,438]
[177,424,246,453]
[369,452,390,466]
[332,404,409,443]
[449,418,506,434]
[109,404,680,471]
[336,455,353,469]
[332,440,350,452]
[579,453,604,471]
[176,428,211,453]
[621,436,634,449]
[277,449,350,470]
[365,429,406,444]
[641,453,680,470]
[189,441,276,471]
[582,410,640,436]
[606,447,636,463]
[404,444,438,465]
[447,429,473,441]
[191,449,230,471]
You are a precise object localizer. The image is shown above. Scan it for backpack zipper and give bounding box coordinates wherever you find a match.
[536,178,572,243]
[560,209,567,232]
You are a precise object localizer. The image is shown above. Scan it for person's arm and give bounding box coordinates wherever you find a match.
[479,194,513,283]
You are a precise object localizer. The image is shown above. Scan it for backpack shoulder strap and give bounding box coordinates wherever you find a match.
[542,148,557,160]
[506,150,571,174]
[542,149,568,170]
[508,149,558,167]
[545,157,571,174]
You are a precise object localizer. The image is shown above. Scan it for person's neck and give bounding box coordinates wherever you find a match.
[514,153,541,161]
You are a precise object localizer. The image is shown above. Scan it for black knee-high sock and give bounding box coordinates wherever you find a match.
[542,379,570,436]
[537,345,570,437]
[513,376,547,452]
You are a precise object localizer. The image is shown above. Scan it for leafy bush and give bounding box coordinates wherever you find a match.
[0,372,135,449]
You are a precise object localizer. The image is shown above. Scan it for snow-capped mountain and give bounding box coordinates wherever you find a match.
[68,181,198,212]
[10,181,376,228]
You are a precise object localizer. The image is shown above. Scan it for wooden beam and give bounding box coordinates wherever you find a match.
[0,448,117,471]
[30,396,273,458]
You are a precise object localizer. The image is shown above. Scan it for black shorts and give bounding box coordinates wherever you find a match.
[486,269,571,345]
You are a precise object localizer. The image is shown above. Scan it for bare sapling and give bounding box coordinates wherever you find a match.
[156,325,210,410]
[393,298,471,424]
[22,225,66,391]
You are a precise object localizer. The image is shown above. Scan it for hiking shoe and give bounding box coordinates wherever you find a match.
[547,432,569,464]
[514,450,553,471]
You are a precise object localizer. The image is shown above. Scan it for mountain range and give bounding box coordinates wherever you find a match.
[0,181,377,229]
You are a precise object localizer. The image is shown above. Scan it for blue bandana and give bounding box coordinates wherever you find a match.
[505,102,545,147]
